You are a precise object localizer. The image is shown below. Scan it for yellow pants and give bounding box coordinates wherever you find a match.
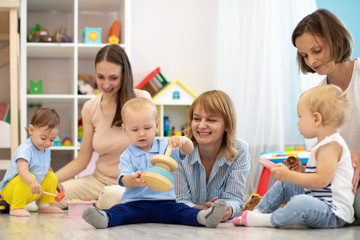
[2,171,58,209]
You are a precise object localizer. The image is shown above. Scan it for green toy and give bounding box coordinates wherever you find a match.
[29,80,43,94]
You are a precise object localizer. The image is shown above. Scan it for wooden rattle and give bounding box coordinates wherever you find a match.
[140,146,178,192]
[286,156,298,168]
[42,191,65,202]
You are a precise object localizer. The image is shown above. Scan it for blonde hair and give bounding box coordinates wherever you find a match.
[121,98,157,124]
[301,85,350,127]
[25,108,60,132]
[184,90,238,162]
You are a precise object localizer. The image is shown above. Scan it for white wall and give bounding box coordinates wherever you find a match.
[131,0,218,95]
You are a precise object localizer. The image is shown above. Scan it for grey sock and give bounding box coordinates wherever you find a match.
[82,206,109,229]
[197,199,227,228]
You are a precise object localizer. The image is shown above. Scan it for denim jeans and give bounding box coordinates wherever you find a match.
[255,181,345,228]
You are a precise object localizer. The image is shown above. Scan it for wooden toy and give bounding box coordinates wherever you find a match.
[286,156,298,167]
[64,200,99,219]
[140,146,178,192]
[135,67,168,96]
[42,191,65,202]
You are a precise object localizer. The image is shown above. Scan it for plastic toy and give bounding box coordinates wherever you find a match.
[0,191,10,213]
[82,27,102,44]
[0,102,10,124]
[64,200,99,219]
[135,67,168,96]
[53,135,61,146]
[78,80,94,95]
[29,80,43,94]
[108,20,120,44]
[27,24,52,42]
[259,158,278,169]
[42,191,65,202]
[140,146,178,192]
[62,137,72,146]
[256,147,310,196]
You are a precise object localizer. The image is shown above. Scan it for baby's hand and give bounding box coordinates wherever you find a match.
[30,181,42,196]
[271,163,290,181]
[128,171,146,187]
[168,136,186,148]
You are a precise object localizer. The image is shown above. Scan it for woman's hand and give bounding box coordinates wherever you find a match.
[351,151,360,193]
[57,182,65,193]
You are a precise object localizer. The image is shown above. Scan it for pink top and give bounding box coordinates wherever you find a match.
[81,90,150,184]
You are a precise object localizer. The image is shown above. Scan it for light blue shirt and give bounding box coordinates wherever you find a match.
[174,139,250,218]
[0,138,51,190]
[119,139,184,203]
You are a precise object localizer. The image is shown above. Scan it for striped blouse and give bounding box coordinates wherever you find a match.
[174,139,250,218]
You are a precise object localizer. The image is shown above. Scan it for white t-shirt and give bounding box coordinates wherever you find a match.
[319,58,360,152]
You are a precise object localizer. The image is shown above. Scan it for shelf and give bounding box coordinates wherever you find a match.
[27,43,75,58]
[27,0,74,11]
[20,0,130,165]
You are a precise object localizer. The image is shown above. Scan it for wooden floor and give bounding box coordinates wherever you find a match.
[1,211,360,240]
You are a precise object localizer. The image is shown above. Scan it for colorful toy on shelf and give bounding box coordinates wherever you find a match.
[82,27,102,44]
[62,137,72,146]
[29,80,43,94]
[140,146,178,192]
[163,116,170,137]
[108,20,120,44]
[0,102,10,124]
[27,23,51,42]
[78,116,83,143]
[53,26,72,43]
[53,135,61,146]
[64,200,99,219]
[135,67,168,96]
[256,147,310,196]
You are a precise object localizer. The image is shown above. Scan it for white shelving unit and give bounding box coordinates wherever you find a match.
[20,0,131,170]
[0,0,20,175]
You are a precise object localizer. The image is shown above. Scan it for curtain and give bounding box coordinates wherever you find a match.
[216,0,318,199]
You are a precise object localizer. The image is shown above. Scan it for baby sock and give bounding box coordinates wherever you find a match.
[197,199,226,228]
[82,206,109,229]
[241,210,273,227]
[232,208,262,226]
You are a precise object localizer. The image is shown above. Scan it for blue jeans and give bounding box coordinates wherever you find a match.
[255,181,345,228]
[104,200,201,227]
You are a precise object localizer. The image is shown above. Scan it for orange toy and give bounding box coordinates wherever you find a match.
[108,20,120,44]
[42,191,65,202]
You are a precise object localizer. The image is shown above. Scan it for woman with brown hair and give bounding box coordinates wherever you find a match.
[55,45,151,209]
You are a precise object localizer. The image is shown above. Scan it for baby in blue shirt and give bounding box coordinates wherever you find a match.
[0,108,63,217]
[82,97,226,228]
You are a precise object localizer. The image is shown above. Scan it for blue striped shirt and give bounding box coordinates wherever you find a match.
[174,139,250,218]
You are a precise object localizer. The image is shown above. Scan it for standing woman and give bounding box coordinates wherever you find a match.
[174,90,250,222]
[292,9,360,216]
[55,45,151,209]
